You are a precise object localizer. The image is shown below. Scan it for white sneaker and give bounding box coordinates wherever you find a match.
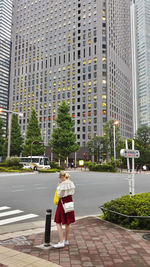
[53,242,65,248]
[64,240,69,245]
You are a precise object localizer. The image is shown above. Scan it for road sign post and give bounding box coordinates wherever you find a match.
[120,140,140,196]
[132,140,135,195]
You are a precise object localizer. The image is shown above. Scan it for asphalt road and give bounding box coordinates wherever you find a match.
[0,171,150,224]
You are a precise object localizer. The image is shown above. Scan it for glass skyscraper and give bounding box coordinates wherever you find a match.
[9,0,133,146]
[135,0,150,127]
[0,0,13,133]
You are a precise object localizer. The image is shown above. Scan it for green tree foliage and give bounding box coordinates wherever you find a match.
[87,136,104,163]
[10,114,23,156]
[103,119,123,159]
[135,126,150,167]
[22,109,44,156]
[49,101,79,160]
[136,126,150,149]
[0,119,4,157]
[123,126,150,168]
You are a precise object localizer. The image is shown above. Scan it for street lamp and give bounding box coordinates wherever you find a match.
[31,140,44,163]
[0,108,23,157]
[113,120,119,167]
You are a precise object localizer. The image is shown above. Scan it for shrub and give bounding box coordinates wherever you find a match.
[0,162,7,167]
[0,167,21,172]
[50,161,65,170]
[5,157,23,168]
[102,193,150,230]
[109,158,122,168]
[88,162,117,172]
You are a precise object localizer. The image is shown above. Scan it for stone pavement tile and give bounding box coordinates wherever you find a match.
[102,261,114,266]
[1,217,150,267]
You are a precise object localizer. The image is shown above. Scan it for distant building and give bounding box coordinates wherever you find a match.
[135,0,150,127]
[0,0,13,134]
[9,0,133,147]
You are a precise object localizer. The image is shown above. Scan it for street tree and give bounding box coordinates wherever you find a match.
[103,119,123,160]
[10,114,23,156]
[49,101,79,161]
[22,109,44,156]
[136,126,150,149]
[0,119,5,157]
[123,126,150,168]
[135,126,150,167]
[87,136,104,162]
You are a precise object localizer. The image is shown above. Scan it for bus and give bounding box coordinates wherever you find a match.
[19,156,50,171]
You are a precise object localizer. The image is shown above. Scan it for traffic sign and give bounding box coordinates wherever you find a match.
[120,149,140,158]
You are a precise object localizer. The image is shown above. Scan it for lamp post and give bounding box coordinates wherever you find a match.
[0,108,23,157]
[113,120,119,167]
[31,140,44,163]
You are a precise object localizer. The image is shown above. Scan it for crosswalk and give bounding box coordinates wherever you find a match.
[0,206,39,226]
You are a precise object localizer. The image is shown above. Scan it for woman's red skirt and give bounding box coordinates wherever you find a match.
[54,195,75,225]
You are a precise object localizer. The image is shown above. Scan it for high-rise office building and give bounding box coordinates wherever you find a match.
[0,0,13,133]
[9,0,133,147]
[135,0,150,127]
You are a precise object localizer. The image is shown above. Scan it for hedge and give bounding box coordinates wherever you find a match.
[88,163,117,172]
[0,157,23,169]
[0,167,33,172]
[102,193,150,230]
[0,167,22,172]
[49,162,65,170]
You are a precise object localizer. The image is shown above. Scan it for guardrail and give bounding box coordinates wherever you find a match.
[100,205,150,219]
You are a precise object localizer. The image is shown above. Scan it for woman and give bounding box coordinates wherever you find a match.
[53,171,75,248]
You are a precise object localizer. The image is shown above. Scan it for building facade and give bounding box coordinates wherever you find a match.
[0,0,13,133]
[135,0,150,127]
[9,0,133,147]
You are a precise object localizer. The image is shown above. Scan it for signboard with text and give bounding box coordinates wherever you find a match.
[120,149,140,159]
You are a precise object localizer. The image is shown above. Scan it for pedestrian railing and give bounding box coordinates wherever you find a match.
[100,205,150,219]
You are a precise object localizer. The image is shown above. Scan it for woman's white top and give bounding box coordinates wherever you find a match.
[57,180,75,198]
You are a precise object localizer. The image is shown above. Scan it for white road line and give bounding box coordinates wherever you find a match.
[12,185,25,188]
[11,189,25,192]
[0,206,11,211]
[0,210,23,218]
[35,187,47,190]
[0,214,39,226]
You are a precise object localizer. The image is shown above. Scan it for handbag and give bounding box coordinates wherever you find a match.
[54,190,59,205]
[61,200,74,213]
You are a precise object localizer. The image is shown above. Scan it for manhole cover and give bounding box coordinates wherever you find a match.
[143,234,150,241]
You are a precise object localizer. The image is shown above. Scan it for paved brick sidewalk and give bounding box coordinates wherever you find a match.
[0,217,150,267]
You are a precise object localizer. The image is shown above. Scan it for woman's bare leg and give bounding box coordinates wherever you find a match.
[56,224,63,243]
[65,224,70,241]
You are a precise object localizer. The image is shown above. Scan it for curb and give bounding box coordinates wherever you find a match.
[0,215,100,241]
[0,245,61,267]
[97,216,150,233]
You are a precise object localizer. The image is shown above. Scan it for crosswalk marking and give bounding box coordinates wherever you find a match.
[0,210,23,218]
[0,206,39,226]
[0,206,10,211]
[0,214,39,226]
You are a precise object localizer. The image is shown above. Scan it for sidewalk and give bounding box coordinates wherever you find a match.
[0,217,150,267]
